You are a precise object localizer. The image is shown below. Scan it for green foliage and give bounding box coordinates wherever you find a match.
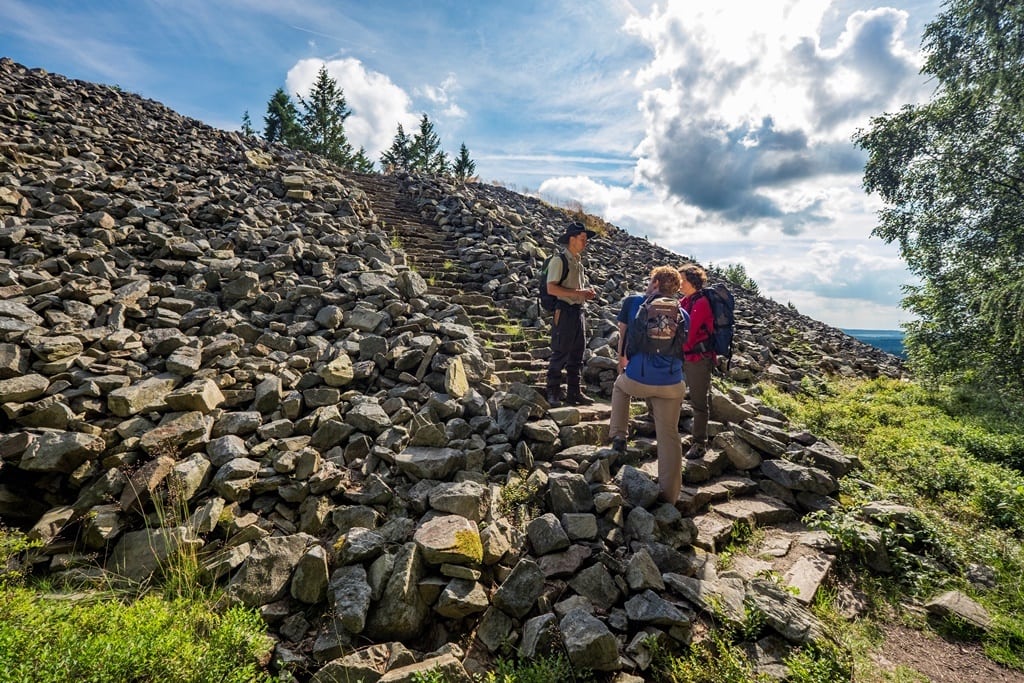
[985,613,1024,671]
[453,142,476,182]
[803,508,957,596]
[479,654,586,683]
[854,0,1024,399]
[351,146,376,173]
[500,321,525,340]
[498,470,543,528]
[263,87,303,147]
[716,519,761,571]
[721,262,759,294]
[0,590,274,682]
[381,115,456,177]
[240,110,255,137]
[298,65,355,166]
[411,667,447,683]
[381,123,414,171]
[740,598,769,640]
[651,630,771,683]
[1,481,275,682]
[758,376,1024,670]
[973,474,1024,530]
[0,527,42,588]
[410,113,449,176]
[784,642,854,683]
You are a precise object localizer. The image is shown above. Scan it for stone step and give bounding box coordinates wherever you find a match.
[450,293,497,307]
[493,368,539,383]
[349,172,561,394]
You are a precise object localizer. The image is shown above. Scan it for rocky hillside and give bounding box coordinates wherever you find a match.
[0,57,932,682]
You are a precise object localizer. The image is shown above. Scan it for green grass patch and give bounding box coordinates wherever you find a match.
[478,654,587,682]
[0,498,276,682]
[0,588,275,682]
[651,630,771,682]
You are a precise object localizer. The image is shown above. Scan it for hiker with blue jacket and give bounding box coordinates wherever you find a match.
[545,222,597,407]
[608,265,689,505]
[679,264,715,459]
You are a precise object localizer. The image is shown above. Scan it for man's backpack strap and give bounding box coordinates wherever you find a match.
[556,252,569,288]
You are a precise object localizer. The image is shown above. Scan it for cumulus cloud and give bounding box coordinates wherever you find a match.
[791,8,926,130]
[416,73,467,120]
[537,175,633,215]
[286,57,419,159]
[624,1,928,234]
[760,241,911,304]
[689,238,917,327]
[636,115,864,230]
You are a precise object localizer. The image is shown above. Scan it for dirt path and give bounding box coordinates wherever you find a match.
[870,624,1024,683]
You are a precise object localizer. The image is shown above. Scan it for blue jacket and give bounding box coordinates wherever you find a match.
[617,293,684,385]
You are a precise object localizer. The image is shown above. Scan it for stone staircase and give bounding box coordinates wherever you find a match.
[348,173,553,391]
[346,174,822,568]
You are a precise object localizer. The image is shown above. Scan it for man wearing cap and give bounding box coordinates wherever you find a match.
[545,221,597,407]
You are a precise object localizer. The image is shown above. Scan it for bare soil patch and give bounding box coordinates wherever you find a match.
[870,624,1024,683]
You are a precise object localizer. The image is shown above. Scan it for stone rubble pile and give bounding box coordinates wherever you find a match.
[0,57,930,682]
[397,175,904,396]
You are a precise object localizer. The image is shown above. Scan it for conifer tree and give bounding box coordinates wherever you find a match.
[263,88,303,146]
[241,110,255,137]
[380,124,413,172]
[298,65,354,166]
[453,143,476,182]
[431,149,450,177]
[351,147,376,173]
[410,113,446,175]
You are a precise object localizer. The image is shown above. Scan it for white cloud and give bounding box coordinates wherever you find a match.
[538,0,939,330]
[532,172,914,327]
[415,73,467,121]
[443,103,468,119]
[286,57,418,158]
[537,175,633,215]
[622,1,929,234]
[690,237,917,328]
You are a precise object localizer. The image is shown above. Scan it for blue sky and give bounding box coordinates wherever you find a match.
[1,0,943,329]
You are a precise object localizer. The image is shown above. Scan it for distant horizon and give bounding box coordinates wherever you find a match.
[841,328,905,335]
[843,328,906,357]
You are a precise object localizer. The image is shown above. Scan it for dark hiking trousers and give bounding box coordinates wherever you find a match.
[546,303,586,394]
[683,356,713,444]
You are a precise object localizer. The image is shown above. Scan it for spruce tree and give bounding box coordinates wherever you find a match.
[410,113,445,175]
[297,65,354,166]
[380,124,413,172]
[351,147,376,173]
[453,143,476,182]
[241,111,255,137]
[263,88,303,146]
[432,149,450,177]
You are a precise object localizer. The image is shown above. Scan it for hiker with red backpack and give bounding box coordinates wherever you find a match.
[608,265,689,505]
[680,264,723,459]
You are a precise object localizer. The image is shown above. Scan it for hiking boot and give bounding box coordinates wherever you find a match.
[612,436,627,454]
[685,442,707,459]
[564,391,595,406]
[546,388,564,408]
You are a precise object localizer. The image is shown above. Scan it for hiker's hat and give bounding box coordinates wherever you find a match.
[557,221,596,244]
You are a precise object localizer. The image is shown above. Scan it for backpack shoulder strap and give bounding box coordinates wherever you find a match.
[548,250,573,288]
[633,293,658,319]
